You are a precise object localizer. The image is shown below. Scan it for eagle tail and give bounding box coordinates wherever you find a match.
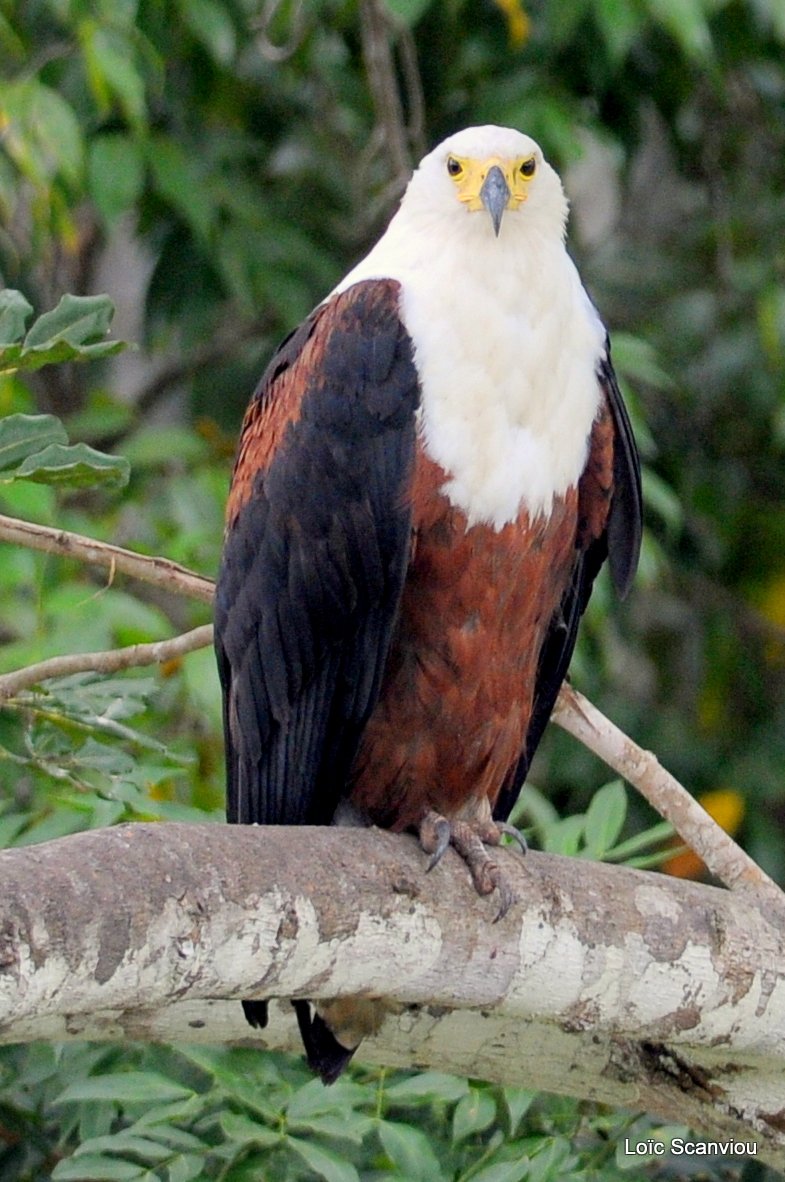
[241,999,269,1029]
[292,1000,357,1085]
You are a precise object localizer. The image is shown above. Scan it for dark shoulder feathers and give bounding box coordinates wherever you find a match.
[215,279,421,827]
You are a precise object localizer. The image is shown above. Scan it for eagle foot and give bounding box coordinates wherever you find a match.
[418,808,520,921]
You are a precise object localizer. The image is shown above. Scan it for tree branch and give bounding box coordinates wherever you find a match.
[3,507,780,925]
[0,624,214,703]
[0,823,783,1167]
[552,685,785,925]
[360,0,418,195]
[0,512,215,603]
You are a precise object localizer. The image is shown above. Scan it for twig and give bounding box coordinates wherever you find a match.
[0,625,214,703]
[360,0,415,196]
[254,0,307,62]
[553,684,785,924]
[398,23,427,161]
[0,513,215,604]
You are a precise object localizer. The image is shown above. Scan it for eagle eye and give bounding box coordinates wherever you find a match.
[446,156,463,178]
[520,156,536,179]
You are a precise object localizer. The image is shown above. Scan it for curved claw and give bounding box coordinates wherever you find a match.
[493,877,518,922]
[498,821,528,856]
[425,817,452,872]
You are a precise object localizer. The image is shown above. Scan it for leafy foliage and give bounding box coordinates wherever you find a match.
[1,0,784,1178]
[0,293,125,375]
[0,1041,701,1182]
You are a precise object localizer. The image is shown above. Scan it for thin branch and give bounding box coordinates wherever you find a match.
[360,0,415,196]
[0,513,215,604]
[398,22,427,161]
[0,625,214,703]
[553,684,785,925]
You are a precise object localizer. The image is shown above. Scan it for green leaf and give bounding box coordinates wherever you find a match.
[0,293,126,373]
[0,413,68,472]
[73,1133,172,1161]
[377,1120,446,1182]
[11,442,130,489]
[381,0,434,23]
[25,293,116,349]
[471,1159,532,1182]
[286,1136,361,1182]
[648,0,713,61]
[0,289,33,344]
[219,1112,281,1147]
[582,781,627,859]
[592,0,645,61]
[0,810,31,848]
[2,80,83,186]
[528,1135,577,1181]
[147,137,213,243]
[611,332,673,390]
[285,1075,369,1121]
[166,1156,205,1182]
[288,1112,374,1144]
[33,85,84,185]
[180,0,237,63]
[80,22,147,125]
[542,813,585,857]
[642,469,683,535]
[52,1154,145,1180]
[53,1072,193,1106]
[603,820,675,862]
[502,1088,536,1137]
[88,135,145,224]
[383,1072,470,1105]
[452,1088,497,1143]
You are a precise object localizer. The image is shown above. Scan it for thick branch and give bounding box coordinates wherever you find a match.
[0,824,783,1166]
[0,513,215,603]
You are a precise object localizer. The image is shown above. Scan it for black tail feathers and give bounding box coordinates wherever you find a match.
[241,999,269,1029]
[292,999,357,1085]
[240,997,355,1084]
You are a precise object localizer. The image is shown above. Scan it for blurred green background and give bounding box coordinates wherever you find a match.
[0,0,784,1178]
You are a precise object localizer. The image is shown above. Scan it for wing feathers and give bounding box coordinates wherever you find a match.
[215,279,420,827]
[599,339,643,599]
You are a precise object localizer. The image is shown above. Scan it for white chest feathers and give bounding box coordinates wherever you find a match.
[337,222,607,530]
[403,242,605,528]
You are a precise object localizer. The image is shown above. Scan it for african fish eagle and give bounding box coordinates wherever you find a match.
[214,124,642,1083]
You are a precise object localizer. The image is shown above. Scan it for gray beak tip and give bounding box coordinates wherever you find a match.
[480,165,510,237]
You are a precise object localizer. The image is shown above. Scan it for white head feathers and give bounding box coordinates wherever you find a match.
[334,125,606,529]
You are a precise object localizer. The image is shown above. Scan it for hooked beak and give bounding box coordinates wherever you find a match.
[479,165,511,237]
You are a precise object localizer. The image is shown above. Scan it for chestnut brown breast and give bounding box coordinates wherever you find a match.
[349,446,580,830]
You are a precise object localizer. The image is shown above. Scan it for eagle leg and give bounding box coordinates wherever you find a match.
[417,807,521,921]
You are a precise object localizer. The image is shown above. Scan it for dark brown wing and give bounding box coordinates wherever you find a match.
[493,335,642,821]
[214,279,421,827]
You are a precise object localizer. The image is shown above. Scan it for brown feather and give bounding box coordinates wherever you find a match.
[349,445,582,830]
[225,306,331,527]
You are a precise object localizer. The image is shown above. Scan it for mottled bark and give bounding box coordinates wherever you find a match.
[1,823,784,1168]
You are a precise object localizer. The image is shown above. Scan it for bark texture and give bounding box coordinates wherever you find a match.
[1,823,784,1168]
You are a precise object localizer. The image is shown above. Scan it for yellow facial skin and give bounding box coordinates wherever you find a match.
[446,153,537,213]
